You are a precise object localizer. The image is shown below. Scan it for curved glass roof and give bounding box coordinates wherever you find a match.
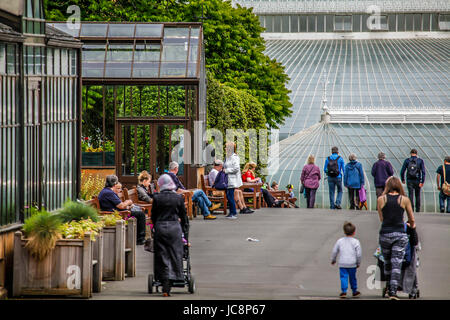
[267,121,450,212]
[47,22,202,79]
[264,38,450,138]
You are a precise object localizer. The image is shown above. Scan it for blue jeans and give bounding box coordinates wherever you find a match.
[339,267,357,293]
[192,190,211,217]
[328,176,343,209]
[226,188,237,216]
[439,191,450,213]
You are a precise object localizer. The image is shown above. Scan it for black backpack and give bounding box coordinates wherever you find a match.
[327,156,340,177]
[407,158,419,179]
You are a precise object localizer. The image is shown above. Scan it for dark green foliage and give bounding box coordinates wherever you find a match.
[57,200,100,223]
[43,0,292,128]
[23,208,62,237]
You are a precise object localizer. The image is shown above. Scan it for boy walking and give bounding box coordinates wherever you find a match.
[331,221,362,298]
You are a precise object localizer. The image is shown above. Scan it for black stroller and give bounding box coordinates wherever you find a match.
[375,225,420,299]
[147,225,195,294]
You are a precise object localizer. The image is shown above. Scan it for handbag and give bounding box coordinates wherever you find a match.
[144,237,154,253]
[213,170,228,190]
[442,162,450,196]
[358,185,367,203]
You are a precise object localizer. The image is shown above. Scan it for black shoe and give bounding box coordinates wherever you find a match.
[244,207,254,214]
[137,239,145,245]
[440,208,445,213]
[352,291,361,298]
[335,205,342,210]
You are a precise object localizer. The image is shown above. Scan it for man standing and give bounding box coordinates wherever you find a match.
[168,161,220,220]
[436,156,450,213]
[400,149,426,212]
[371,152,394,198]
[324,146,345,209]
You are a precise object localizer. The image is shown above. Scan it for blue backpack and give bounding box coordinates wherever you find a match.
[213,171,228,190]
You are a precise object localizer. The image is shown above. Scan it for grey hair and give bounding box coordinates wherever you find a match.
[378,152,386,160]
[105,175,119,188]
[213,159,223,166]
[169,161,179,171]
[349,153,357,161]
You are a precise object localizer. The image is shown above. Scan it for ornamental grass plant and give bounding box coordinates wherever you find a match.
[22,208,63,260]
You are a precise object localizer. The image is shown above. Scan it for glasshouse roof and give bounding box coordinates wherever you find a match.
[263,38,450,138]
[47,22,203,80]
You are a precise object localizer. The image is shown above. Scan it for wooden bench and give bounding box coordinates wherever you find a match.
[200,174,227,215]
[240,183,262,209]
[122,187,152,219]
[85,196,131,219]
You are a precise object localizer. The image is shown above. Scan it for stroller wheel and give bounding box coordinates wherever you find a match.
[188,275,195,294]
[148,274,154,294]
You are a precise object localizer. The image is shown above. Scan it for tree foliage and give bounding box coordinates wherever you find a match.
[43,0,292,128]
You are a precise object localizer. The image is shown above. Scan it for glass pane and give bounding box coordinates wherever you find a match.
[317,15,324,32]
[122,125,136,176]
[353,15,361,32]
[7,44,16,74]
[35,46,42,74]
[423,14,430,31]
[265,16,273,32]
[70,49,77,75]
[308,15,315,32]
[135,24,163,37]
[54,48,60,75]
[414,14,422,31]
[282,15,289,32]
[156,125,184,176]
[108,24,135,37]
[164,27,189,39]
[0,44,5,74]
[80,23,108,37]
[47,47,53,75]
[405,14,414,31]
[133,43,160,77]
[160,62,186,78]
[81,44,105,77]
[25,46,33,74]
[274,16,281,32]
[300,15,307,32]
[291,15,299,32]
[105,43,133,78]
[159,86,185,117]
[388,15,396,31]
[398,14,405,31]
[61,48,68,75]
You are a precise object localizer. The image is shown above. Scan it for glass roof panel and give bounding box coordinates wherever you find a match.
[107,24,136,37]
[80,23,108,37]
[81,43,106,77]
[135,24,163,38]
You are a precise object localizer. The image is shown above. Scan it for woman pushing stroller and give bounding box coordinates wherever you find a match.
[377,176,416,300]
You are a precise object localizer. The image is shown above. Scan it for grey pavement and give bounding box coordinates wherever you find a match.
[92,208,450,300]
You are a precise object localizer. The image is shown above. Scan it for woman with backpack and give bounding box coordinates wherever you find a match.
[344,153,365,210]
[301,155,321,208]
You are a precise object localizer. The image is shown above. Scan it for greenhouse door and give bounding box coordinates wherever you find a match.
[116,120,188,188]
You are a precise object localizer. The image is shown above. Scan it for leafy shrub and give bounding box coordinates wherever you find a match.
[80,171,105,201]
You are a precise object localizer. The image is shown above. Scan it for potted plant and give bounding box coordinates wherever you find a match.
[81,137,103,166]
[13,208,98,298]
[103,140,115,166]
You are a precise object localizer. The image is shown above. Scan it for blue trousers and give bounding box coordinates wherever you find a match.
[328,177,343,209]
[339,267,357,293]
[439,191,450,213]
[226,188,237,216]
[192,190,211,217]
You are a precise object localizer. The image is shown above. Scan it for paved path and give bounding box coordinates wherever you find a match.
[92,208,450,300]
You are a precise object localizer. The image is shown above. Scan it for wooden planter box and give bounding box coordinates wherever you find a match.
[12,231,100,298]
[102,218,136,281]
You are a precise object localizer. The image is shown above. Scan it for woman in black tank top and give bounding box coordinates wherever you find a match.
[377,177,415,300]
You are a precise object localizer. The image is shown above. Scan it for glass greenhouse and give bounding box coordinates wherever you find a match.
[237,0,450,212]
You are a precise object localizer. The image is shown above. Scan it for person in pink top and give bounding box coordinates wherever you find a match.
[301,155,322,208]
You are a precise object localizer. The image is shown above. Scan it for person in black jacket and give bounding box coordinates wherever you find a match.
[152,174,189,297]
[136,170,154,203]
[400,149,426,212]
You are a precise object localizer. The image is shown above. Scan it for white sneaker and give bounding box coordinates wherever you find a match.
[225,215,237,220]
